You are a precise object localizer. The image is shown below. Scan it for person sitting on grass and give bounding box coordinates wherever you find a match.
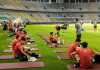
[15,29,27,39]
[72,42,94,69]
[15,29,34,45]
[15,29,23,38]
[67,39,81,58]
[13,37,39,61]
[48,32,55,43]
[7,19,13,32]
[54,33,64,47]
[8,22,22,37]
[20,30,27,39]
[12,36,21,57]
[20,30,35,43]
[48,32,58,47]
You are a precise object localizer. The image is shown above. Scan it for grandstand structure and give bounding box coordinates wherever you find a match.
[0,0,100,23]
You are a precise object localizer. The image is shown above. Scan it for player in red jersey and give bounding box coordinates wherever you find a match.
[67,39,81,58]
[74,42,94,69]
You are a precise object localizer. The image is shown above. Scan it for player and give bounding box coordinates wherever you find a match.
[74,42,94,68]
[67,39,81,58]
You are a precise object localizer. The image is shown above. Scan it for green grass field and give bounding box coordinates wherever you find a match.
[0,24,100,70]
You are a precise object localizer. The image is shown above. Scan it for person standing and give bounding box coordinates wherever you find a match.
[93,21,97,32]
[75,19,82,41]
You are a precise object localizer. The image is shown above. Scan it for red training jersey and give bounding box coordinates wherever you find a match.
[76,47,94,69]
[67,42,77,58]
[14,42,23,56]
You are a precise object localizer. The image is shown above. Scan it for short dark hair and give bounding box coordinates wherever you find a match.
[81,42,88,48]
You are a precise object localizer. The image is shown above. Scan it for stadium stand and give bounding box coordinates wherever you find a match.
[0,0,99,23]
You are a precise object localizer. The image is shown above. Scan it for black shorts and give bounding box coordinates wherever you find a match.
[76,34,81,40]
[77,34,81,38]
[94,54,100,63]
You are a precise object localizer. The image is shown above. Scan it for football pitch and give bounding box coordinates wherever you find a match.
[0,24,100,70]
